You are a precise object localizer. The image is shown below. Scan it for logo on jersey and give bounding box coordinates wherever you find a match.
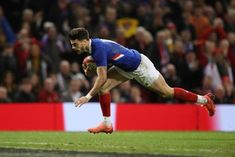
[112,53,124,61]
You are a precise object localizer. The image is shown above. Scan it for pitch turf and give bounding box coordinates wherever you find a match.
[0,132,234,157]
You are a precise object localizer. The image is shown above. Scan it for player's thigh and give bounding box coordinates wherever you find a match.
[149,73,174,98]
[100,67,129,94]
[133,54,173,98]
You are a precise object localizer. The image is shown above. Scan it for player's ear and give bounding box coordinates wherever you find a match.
[86,39,90,44]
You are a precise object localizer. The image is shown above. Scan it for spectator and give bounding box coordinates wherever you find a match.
[227,32,235,84]
[72,73,90,94]
[0,6,16,45]
[180,28,194,53]
[151,30,170,71]
[71,4,92,34]
[118,81,131,102]
[149,8,165,36]
[48,72,60,93]
[201,17,227,43]
[170,40,188,88]
[115,27,128,47]
[223,80,235,103]
[14,27,39,79]
[130,85,143,104]
[71,62,81,75]
[203,40,217,66]
[182,0,194,20]
[214,84,225,104]
[0,28,6,51]
[165,0,185,31]
[199,75,214,95]
[30,73,41,97]
[111,88,123,103]
[38,77,60,102]
[57,60,72,93]
[163,63,181,87]
[214,0,226,19]
[1,71,17,100]
[26,43,50,83]
[166,22,178,40]
[226,7,235,32]
[47,0,73,34]
[31,10,45,39]
[184,51,203,90]
[204,41,223,90]
[203,5,216,23]
[99,6,117,39]
[130,27,155,69]
[0,44,17,79]
[0,0,234,104]
[217,39,233,83]
[136,2,152,30]
[61,77,83,102]
[21,8,34,32]
[41,23,70,72]
[187,5,211,39]
[13,78,36,102]
[97,24,111,39]
[0,86,11,103]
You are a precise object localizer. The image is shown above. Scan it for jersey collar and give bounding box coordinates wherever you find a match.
[89,39,92,54]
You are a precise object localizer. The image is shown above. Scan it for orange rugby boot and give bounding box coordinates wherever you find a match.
[88,123,113,134]
[203,93,215,116]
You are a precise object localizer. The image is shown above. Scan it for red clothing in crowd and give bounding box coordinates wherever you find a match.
[38,89,60,102]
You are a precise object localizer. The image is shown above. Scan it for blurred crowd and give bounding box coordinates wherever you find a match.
[0,0,234,104]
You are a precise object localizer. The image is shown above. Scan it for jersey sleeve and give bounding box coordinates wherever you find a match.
[92,41,110,67]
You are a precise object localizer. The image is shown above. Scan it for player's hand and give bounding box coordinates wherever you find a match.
[82,63,96,77]
[82,63,88,75]
[74,96,89,107]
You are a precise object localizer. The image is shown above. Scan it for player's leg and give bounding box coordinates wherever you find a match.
[88,66,129,134]
[134,54,215,116]
[98,66,129,126]
[149,74,215,116]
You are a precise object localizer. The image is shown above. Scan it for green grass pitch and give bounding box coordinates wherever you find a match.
[0,131,234,157]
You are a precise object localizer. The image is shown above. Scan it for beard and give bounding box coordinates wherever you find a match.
[72,45,89,54]
[82,45,89,53]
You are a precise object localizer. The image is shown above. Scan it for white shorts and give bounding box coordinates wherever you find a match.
[114,54,160,87]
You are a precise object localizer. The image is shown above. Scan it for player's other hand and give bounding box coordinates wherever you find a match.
[82,63,88,74]
[82,63,96,77]
[74,96,89,107]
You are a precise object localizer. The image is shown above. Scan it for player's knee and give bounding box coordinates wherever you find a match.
[99,88,110,95]
[159,87,174,98]
[159,92,169,98]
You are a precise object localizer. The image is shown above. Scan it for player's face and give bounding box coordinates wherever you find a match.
[70,39,89,54]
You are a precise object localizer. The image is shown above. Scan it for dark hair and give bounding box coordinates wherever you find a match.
[69,28,89,40]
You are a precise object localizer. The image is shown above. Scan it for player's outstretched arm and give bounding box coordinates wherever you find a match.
[74,66,107,107]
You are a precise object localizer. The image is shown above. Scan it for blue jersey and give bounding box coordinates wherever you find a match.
[90,38,141,72]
